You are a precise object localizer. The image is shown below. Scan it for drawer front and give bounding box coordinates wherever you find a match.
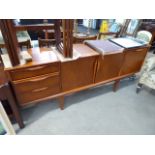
[13,74,61,105]
[9,62,60,81]
[13,73,59,93]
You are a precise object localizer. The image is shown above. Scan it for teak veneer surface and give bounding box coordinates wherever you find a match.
[2,43,150,108]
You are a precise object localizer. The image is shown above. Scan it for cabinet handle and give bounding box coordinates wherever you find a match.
[29,76,49,82]
[32,87,48,92]
[94,60,97,72]
[27,66,45,71]
[93,60,98,81]
[97,61,100,72]
[135,49,144,52]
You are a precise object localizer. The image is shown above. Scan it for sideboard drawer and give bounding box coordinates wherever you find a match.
[9,62,60,81]
[17,85,60,105]
[13,74,61,105]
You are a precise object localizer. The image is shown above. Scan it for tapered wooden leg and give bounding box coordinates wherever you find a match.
[136,83,143,94]
[3,84,24,129]
[113,80,120,92]
[58,96,64,110]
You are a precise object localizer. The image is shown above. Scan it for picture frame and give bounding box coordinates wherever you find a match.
[0,101,15,135]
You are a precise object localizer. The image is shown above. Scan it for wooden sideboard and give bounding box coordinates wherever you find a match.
[2,40,149,110]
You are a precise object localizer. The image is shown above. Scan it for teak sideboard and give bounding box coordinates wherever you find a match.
[3,40,149,110]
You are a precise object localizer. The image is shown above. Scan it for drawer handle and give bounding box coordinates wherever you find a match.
[29,76,49,82]
[97,61,100,72]
[32,87,48,92]
[27,66,45,71]
[93,60,98,75]
[135,49,144,52]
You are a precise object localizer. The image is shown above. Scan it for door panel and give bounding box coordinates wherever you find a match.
[120,48,148,75]
[95,53,124,83]
[61,56,98,91]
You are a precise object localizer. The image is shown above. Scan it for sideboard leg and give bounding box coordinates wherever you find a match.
[58,96,64,110]
[113,80,120,92]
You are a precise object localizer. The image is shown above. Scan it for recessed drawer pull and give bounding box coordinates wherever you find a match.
[32,87,48,92]
[29,76,49,82]
[27,66,45,71]
[97,61,100,72]
[135,49,144,52]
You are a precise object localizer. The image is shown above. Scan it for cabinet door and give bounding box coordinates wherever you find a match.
[61,56,98,91]
[95,53,124,83]
[120,47,148,75]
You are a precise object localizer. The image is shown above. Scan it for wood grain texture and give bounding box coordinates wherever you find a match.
[13,74,61,105]
[61,56,98,91]
[119,47,149,75]
[3,42,150,109]
[95,53,124,82]
[5,47,59,69]
[9,62,60,81]
[14,24,54,31]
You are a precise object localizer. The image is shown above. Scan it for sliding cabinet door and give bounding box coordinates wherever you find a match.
[95,53,124,83]
[61,56,98,91]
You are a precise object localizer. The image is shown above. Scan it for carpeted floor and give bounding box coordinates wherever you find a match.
[13,76,155,135]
